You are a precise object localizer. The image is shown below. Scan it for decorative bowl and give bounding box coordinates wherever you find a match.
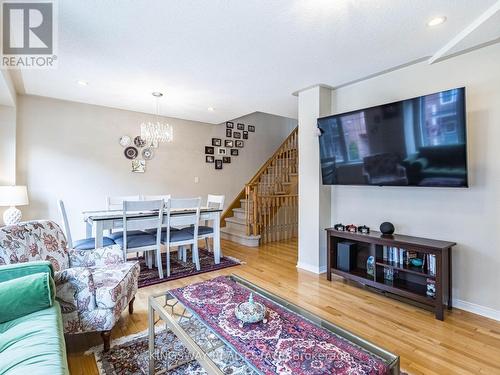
[410,258,424,267]
[234,293,267,328]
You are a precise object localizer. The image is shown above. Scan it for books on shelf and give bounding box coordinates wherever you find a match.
[381,247,436,276]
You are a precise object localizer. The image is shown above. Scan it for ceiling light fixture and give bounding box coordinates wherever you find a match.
[77,80,88,86]
[207,107,215,112]
[427,16,447,27]
[140,92,173,147]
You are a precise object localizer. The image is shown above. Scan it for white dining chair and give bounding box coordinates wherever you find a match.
[106,195,142,210]
[57,199,116,250]
[143,195,171,205]
[188,194,225,251]
[109,200,165,278]
[160,197,201,277]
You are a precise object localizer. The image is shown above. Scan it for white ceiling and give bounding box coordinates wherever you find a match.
[14,0,500,123]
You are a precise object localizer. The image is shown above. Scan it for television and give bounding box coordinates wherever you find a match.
[318,88,468,187]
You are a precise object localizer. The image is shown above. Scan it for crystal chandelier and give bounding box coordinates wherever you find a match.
[141,92,173,147]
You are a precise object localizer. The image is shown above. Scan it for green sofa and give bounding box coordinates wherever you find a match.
[0,261,69,375]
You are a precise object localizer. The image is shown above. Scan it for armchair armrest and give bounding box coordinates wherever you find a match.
[55,267,96,313]
[69,245,124,268]
[0,262,55,323]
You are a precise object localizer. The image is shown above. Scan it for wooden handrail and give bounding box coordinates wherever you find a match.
[221,127,298,226]
[221,127,298,244]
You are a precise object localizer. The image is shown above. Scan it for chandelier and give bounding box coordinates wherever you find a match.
[140,92,173,147]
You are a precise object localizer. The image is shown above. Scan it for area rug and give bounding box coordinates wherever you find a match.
[169,276,393,375]
[137,248,241,288]
[87,319,256,374]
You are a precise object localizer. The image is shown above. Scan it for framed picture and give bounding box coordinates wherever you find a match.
[248,125,255,132]
[212,138,222,147]
[243,131,248,140]
[226,121,234,129]
[230,149,239,156]
[215,159,223,170]
[223,156,231,163]
[131,160,146,173]
[205,146,214,154]
[233,131,241,139]
[224,139,234,148]
[235,140,244,148]
[237,123,245,130]
[218,148,227,155]
[226,129,232,137]
[206,155,215,163]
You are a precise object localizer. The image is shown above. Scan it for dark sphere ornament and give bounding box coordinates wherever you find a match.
[380,222,395,235]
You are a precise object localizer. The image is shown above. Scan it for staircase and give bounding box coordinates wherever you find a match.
[221,128,298,247]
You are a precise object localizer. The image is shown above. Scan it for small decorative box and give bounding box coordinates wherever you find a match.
[234,293,267,328]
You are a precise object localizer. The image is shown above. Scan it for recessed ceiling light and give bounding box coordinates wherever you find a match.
[152,92,163,97]
[207,107,215,112]
[77,80,88,86]
[427,16,447,27]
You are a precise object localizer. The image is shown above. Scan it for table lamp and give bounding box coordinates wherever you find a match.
[0,186,29,225]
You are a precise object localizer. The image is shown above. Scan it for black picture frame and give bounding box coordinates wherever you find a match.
[248,125,255,132]
[224,139,234,148]
[212,138,222,147]
[235,140,244,148]
[230,149,239,156]
[233,131,241,139]
[237,123,245,130]
[206,155,214,163]
[222,156,231,163]
[226,121,234,129]
[205,146,214,154]
[226,129,232,137]
[243,131,248,140]
[215,159,223,170]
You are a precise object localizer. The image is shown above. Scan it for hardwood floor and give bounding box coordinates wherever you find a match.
[66,238,500,374]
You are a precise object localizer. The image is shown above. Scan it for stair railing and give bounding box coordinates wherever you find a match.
[221,127,298,244]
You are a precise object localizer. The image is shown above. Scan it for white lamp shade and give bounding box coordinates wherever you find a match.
[0,186,29,206]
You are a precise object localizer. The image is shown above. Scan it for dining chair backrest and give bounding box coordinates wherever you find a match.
[106,195,142,210]
[122,200,164,251]
[165,197,201,241]
[207,194,225,210]
[57,199,73,249]
[143,195,171,205]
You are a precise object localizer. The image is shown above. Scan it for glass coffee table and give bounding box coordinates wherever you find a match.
[148,275,400,374]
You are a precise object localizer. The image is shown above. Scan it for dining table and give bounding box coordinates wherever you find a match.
[82,207,222,264]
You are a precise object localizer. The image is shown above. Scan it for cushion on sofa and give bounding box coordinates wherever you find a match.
[0,272,55,324]
[0,303,69,375]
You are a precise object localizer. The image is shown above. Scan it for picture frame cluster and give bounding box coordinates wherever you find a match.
[205,121,255,170]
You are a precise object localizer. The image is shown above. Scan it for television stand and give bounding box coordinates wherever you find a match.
[326,229,455,320]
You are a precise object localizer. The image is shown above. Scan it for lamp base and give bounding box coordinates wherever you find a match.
[3,206,22,225]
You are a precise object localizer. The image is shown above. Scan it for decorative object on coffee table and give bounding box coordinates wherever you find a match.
[234,293,267,328]
[380,222,395,235]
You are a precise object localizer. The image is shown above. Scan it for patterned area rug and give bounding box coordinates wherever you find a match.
[137,248,241,288]
[88,319,257,374]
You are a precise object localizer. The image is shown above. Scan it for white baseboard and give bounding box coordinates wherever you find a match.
[453,298,500,322]
[296,262,327,274]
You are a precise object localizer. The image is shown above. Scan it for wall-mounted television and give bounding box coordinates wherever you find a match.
[318,88,468,187]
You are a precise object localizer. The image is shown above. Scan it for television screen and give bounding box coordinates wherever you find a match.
[318,88,468,187]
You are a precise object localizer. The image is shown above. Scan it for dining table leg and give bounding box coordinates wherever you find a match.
[213,212,221,264]
[94,221,104,248]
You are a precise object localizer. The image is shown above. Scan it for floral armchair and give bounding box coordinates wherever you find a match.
[0,220,140,351]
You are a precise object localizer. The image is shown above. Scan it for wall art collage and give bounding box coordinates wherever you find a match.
[205,122,255,170]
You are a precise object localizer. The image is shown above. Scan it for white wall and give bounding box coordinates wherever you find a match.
[16,95,296,237]
[328,43,500,318]
[0,105,17,223]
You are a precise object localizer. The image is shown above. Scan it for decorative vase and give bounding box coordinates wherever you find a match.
[234,293,267,328]
[380,222,395,235]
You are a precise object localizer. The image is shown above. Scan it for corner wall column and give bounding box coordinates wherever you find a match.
[297,85,333,274]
